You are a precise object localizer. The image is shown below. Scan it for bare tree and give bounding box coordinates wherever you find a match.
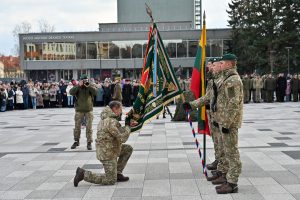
[12,21,32,56]
[38,19,55,33]
[12,21,32,40]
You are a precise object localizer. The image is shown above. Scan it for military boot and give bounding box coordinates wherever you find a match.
[212,174,227,185]
[74,167,85,187]
[216,182,238,194]
[206,170,221,181]
[206,160,218,170]
[215,181,227,190]
[71,141,79,149]
[117,174,129,182]
[87,142,92,150]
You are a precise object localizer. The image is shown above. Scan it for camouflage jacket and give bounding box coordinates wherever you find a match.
[112,83,122,102]
[190,73,221,109]
[96,107,131,161]
[215,68,243,129]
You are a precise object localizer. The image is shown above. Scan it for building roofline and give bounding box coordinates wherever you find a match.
[19,27,231,36]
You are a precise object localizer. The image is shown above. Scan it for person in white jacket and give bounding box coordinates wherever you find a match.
[66,82,74,107]
[15,86,24,109]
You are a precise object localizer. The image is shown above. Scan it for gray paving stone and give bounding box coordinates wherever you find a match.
[1,104,300,199]
[25,190,59,199]
[142,180,170,196]
[170,179,199,196]
[112,188,143,197]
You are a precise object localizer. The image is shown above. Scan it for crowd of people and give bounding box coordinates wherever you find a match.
[0,78,141,112]
[1,72,299,112]
[242,73,300,103]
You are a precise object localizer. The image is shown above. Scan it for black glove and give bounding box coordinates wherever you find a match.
[125,116,131,126]
[182,102,192,110]
[221,127,230,134]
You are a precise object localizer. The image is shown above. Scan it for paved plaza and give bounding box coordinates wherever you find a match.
[0,103,300,200]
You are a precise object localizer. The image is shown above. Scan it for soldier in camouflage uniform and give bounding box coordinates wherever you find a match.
[212,54,243,194]
[73,101,133,186]
[183,57,224,177]
[70,74,97,150]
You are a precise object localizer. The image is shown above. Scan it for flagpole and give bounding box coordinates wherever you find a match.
[202,11,207,173]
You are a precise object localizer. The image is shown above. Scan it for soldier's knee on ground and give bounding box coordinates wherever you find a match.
[102,177,117,185]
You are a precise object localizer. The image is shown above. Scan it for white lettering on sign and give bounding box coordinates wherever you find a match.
[22,35,75,41]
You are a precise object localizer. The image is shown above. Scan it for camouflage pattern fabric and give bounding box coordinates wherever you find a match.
[214,67,243,184]
[221,127,242,184]
[112,83,122,102]
[73,111,93,143]
[83,144,133,185]
[172,91,197,121]
[96,107,131,161]
[215,68,243,129]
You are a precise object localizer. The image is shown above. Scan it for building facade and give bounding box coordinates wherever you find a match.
[19,21,231,82]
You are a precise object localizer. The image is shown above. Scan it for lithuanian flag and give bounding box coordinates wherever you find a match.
[190,13,210,135]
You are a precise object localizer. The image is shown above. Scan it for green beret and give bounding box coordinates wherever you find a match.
[214,57,222,62]
[221,53,237,61]
[208,57,216,63]
[80,74,88,80]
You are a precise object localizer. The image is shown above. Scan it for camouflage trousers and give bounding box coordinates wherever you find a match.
[83,144,133,185]
[217,127,242,184]
[73,111,93,143]
[209,120,221,162]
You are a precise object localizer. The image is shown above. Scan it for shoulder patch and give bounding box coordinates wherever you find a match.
[227,86,235,98]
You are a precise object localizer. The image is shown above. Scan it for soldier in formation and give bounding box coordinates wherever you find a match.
[183,54,243,194]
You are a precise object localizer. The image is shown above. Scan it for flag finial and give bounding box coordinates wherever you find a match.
[145,3,154,23]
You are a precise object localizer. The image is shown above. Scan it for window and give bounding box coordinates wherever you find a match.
[211,40,223,57]
[188,41,198,57]
[132,41,144,58]
[76,43,87,59]
[109,42,120,59]
[42,43,76,60]
[177,41,187,57]
[24,43,43,60]
[165,41,177,58]
[119,41,132,59]
[87,42,97,59]
[99,43,109,59]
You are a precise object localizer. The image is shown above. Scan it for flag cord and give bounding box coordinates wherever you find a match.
[186,110,208,177]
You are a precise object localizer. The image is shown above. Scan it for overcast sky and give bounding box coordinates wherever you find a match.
[0,0,230,55]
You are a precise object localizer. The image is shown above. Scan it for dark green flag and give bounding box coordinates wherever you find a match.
[129,23,182,132]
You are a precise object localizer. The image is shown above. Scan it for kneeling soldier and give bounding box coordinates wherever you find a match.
[74,101,133,186]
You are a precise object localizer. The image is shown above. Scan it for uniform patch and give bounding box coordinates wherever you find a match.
[228,86,235,98]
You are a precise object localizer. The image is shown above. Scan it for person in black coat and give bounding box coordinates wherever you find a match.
[122,79,132,107]
[276,73,287,102]
[22,84,30,109]
[132,80,139,102]
[103,81,111,106]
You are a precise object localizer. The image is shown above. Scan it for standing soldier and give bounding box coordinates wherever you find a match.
[265,74,275,102]
[252,75,263,103]
[73,101,132,186]
[182,57,223,176]
[242,74,251,103]
[213,54,243,194]
[112,77,122,103]
[70,74,97,150]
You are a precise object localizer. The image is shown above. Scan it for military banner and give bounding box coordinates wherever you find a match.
[129,23,182,132]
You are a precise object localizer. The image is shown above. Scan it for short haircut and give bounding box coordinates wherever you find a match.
[109,101,122,109]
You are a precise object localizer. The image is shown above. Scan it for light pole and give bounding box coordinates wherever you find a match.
[285,47,292,75]
[98,53,102,81]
